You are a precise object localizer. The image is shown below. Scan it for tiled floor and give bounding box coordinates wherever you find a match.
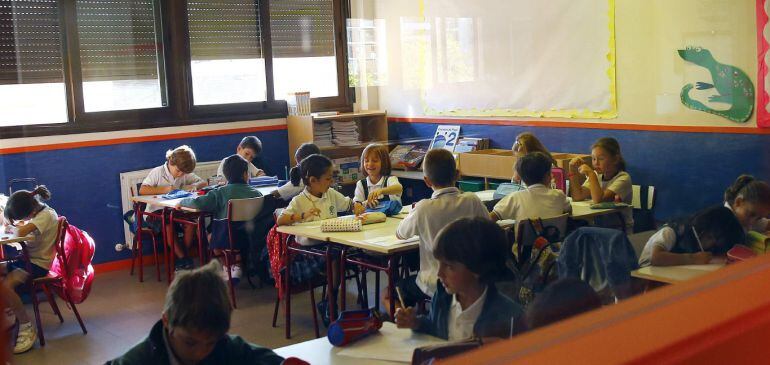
[11,266,364,364]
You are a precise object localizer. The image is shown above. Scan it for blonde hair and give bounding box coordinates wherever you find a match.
[360,144,392,177]
[514,132,553,163]
[591,137,626,171]
[166,145,197,174]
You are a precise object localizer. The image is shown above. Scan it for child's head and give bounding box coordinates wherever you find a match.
[433,217,509,294]
[360,144,391,179]
[590,137,626,175]
[222,154,249,184]
[525,278,601,330]
[516,152,553,186]
[236,136,262,162]
[724,175,770,229]
[513,132,551,159]
[166,145,197,177]
[162,260,231,364]
[689,205,745,254]
[300,154,334,195]
[423,149,457,189]
[4,186,51,223]
[289,143,322,186]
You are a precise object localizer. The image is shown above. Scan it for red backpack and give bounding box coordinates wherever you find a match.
[49,221,95,304]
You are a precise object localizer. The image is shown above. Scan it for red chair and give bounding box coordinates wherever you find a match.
[26,217,87,346]
[129,184,164,282]
[269,229,324,339]
[167,209,211,282]
[217,197,265,309]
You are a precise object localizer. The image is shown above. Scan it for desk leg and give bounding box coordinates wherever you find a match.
[167,210,176,282]
[134,205,144,282]
[387,255,397,318]
[285,246,292,339]
[326,245,337,322]
[196,215,206,266]
[374,270,380,311]
[339,248,347,312]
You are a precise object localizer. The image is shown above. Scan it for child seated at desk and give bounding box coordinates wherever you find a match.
[395,218,525,340]
[723,175,770,232]
[395,149,489,307]
[2,186,58,353]
[638,206,744,267]
[216,136,265,179]
[140,145,207,270]
[569,137,633,233]
[354,143,403,208]
[490,152,571,222]
[177,155,263,284]
[272,143,321,202]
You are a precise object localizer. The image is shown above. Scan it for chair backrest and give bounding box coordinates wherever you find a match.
[8,178,37,195]
[551,167,566,193]
[227,196,265,222]
[632,185,656,210]
[515,213,569,249]
[54,216,70,277]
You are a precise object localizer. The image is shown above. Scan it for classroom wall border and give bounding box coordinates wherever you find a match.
[388,117,770,135]
[0,124,288,156]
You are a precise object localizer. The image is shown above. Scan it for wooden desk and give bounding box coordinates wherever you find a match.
[569,200,623,220]
[131,185,279,211]
[274,322,444,365]
[631,264,724,284]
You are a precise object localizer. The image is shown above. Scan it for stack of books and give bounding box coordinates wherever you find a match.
[332,121,360,147]
[454,137,490,153]
[314,121,333,147]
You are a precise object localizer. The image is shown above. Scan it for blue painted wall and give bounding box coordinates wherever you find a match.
[0,129,289,264]
[390,122,770,221]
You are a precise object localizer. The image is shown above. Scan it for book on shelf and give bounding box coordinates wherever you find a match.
[401,145,428,169]
[389,144,415,168]
[454,137,489,153]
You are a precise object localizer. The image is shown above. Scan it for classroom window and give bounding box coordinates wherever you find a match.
[0,0,351,137]
[187,0,266,105]
[0,0,68,126]
[270,0,339,99]
[76,0,168,112]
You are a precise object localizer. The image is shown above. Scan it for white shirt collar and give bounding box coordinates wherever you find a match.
[367,175,385,187]
[448,286,488,340]
[162,163,175,183]
[431,187,460,199]
[302,189,327,202]
[526,183,547,190]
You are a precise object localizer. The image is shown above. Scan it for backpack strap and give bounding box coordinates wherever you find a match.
[361,178,369,201]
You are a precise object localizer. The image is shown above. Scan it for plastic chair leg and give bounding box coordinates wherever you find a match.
[310,286,320,338]
[272,296,280,328]
[152,233,160,282]
[42,285,63,323]
[62,290,87,335]
[30,286,45,347]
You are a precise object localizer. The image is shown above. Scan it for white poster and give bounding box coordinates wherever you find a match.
[429,125,461,152]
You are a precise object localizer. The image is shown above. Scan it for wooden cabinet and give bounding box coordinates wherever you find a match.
[286,110,388,165]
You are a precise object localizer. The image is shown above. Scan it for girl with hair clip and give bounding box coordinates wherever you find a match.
[723,174,770,232]
[511,132,554,185]
[1,186,58,353]
[272,143,321,201]
[354,143,403,208]
[638,205,745,267]
[569,137,634,232]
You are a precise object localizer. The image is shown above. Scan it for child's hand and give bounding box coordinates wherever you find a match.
[306,207,321,219]
[162,186,174,194]
[569,157,584,173]
[395,307,417,329]
[691,252,713,264]
[353,202,366,216]
[578,164,594,176]
[366,190,381,208]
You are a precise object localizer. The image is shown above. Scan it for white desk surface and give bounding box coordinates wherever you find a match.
[0,231,35,245]
[277,218,418,255]
[131,185,279,212]
[631,263,725,284]
[274,322,444,365]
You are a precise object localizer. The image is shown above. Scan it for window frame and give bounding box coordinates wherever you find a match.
[0,0,351,139]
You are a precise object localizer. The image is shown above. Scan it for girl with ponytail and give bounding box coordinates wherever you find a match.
[2,185,59,353]
[724,174,770,231]
[272,143,321,201]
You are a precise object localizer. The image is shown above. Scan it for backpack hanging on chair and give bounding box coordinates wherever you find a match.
[509,218,562,307]
[50,223,96,304]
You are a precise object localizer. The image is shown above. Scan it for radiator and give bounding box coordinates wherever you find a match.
[119,161,220,249]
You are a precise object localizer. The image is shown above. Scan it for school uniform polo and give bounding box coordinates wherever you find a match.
[492,183,571,222]
[637,226,677,267]
[396,187,489,296]
[275,181,305,201]
[27,206,59,270]
[283,189,353,246]
[583,171,634,232]
[216,158,264,178]
[353,175,401,204]
[723,201,770,232]
[447,287,487,341]
[141,163,204,212]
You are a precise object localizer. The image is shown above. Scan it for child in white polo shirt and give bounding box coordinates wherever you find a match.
[490,152,571,223]
[395,149,489,308]
[354,143,403,207]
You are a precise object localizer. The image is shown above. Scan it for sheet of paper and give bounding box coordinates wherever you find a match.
[337,322,446,363]
[358,235,419,247]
